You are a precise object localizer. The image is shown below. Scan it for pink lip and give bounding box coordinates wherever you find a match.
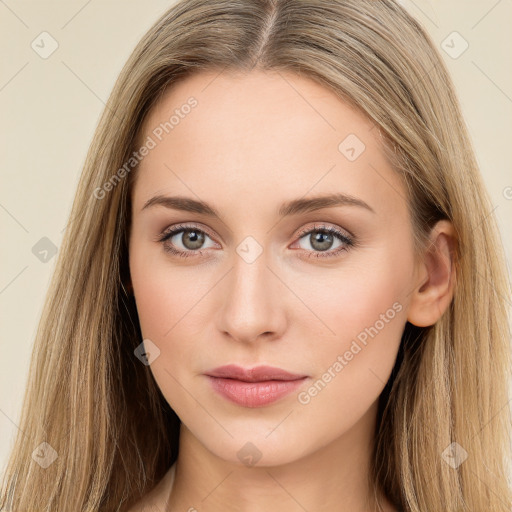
[204,364,308,408]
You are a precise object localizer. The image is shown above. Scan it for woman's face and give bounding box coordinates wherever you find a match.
[129,69,419,466]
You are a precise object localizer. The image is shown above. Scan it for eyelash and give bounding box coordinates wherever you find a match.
[156,222,355,260]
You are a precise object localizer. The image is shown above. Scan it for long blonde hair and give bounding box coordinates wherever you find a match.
[1,1,511,510]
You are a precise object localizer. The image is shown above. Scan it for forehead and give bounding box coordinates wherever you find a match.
[132,69,406,220]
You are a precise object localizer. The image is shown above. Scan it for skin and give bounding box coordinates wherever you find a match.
[127,69,456,512]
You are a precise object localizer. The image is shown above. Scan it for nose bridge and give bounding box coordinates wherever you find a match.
[218,237,283,342]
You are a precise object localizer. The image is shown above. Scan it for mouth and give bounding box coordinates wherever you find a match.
[204,364,309,408]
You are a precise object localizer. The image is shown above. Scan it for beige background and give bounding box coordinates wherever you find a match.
[1,0,511,474]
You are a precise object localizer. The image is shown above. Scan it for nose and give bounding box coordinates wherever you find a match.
[216,247,287,344]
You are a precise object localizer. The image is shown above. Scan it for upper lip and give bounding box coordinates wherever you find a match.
[205,364,307,382]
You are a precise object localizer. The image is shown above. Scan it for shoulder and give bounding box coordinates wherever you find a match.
[125,464,177,512]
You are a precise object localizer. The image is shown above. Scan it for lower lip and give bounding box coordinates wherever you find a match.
[206,376,308,407]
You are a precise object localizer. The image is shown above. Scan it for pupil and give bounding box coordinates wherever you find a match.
[184,229,204,249]
[312,231,332,251]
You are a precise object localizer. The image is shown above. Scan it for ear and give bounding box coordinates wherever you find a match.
[407,220,457,327]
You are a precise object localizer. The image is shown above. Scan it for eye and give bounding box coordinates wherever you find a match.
[156,223,217,258]
[156,222,355,260]
[292,223,354,259]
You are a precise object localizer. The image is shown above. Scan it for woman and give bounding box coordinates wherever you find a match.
[1,1,511,511]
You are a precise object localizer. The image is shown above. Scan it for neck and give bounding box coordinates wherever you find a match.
[166,401,395,512]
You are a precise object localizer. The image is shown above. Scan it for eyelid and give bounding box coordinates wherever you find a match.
[295,222,354,240]
[157,221,352,244]
[156,220,356,259]
[156,221,219,244]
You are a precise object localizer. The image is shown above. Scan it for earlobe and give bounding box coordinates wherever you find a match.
[407,220,457,327]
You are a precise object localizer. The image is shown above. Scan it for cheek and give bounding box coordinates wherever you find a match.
[294,246,411,348]
[129,239,204,339]
[288,277,408,449]
[128,243,218,386]
[129,248,207,424]
[291,244,412,401]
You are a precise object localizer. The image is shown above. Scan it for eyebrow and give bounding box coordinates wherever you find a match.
[141,192,375,217]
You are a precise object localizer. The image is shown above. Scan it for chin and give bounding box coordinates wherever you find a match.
[193,425,317,468]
